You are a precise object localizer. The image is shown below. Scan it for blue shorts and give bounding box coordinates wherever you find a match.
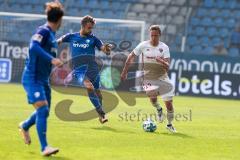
[73,66,100,90]
[22,83,51,106]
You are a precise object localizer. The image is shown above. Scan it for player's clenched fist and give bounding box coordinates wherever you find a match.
[120,71,127,81]
[102,43,112,55]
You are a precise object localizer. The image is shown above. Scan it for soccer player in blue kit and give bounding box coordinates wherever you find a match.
[57,15,112,123]
[18,1,64,156]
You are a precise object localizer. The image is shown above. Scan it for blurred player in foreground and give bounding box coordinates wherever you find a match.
[19,1,64,156]
[121,25,176,133]
[57,15,112,123]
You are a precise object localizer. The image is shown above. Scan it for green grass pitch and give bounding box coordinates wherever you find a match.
[0,83,239,160]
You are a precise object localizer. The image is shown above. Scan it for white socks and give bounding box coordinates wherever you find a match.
[167,109,174,125]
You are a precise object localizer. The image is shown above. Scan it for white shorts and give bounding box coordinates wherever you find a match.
[142,77,175,101]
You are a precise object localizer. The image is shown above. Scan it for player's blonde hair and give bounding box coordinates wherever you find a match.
[149,25,161,35]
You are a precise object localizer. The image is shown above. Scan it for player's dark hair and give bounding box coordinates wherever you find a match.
[45,1,64,23]
[149,25,161,35]
[81,15,96,27]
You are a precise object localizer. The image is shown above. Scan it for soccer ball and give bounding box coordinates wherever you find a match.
[142,118,157,132]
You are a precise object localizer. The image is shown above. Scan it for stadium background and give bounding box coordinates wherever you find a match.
[0,0,240,100]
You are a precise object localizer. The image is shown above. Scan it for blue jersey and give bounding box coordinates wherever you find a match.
[22,24,57,85]
[60,32,103,70]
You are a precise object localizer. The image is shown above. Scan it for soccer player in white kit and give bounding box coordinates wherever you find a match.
[121,25,176,133]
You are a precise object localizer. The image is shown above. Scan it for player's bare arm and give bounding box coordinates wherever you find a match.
[121,52,136,81]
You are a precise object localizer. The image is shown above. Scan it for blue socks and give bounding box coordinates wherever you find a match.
[88,91,101,109]
[22,95,51,131]
[36,105,49,151]
[22,111,36,131]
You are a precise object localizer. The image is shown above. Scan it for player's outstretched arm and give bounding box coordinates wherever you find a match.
[121,52,136,81]
[57,33,72,45]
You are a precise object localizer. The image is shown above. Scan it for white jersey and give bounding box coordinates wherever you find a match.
[133,40,170,80]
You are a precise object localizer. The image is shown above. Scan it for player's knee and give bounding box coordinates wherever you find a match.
[36,105,49,118]
[86,86,94,92]
[86,83,94,92]
[34,101,48,108]
[84,81,94,91]
[150,97,157,103]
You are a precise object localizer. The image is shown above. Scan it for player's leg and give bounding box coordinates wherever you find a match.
[84,79,101,108]
[36,86,58,156]
[19,110,36,143]
[93,74,102,106]
[162,97,176,133]
[143,80,163,122]
[149,96,163,122]
[95,89,102,106]
[33,100,59,156]
[19,85,51,134]
[34,100,49,151]
[164,99,174,125]
[84,79,108,123]
[92,74,108,123]
[76,68,98,108]
[19,84,37,145]
[160,77,176,132]
[19,84,58,155]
